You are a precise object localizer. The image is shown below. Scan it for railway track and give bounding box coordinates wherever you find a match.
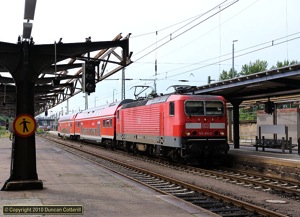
[212,168,300,198]
[148,160,300,200]
[42,134,290,216]
[44,133,300,199]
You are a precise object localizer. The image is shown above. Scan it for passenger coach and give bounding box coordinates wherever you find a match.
[58,99,133,146]
[57,113,77,139]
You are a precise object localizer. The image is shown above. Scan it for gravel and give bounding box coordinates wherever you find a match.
[48,135,300,217]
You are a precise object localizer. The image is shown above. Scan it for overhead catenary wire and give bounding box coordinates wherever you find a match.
[156,35,300,80]
[131,0,229,40]
[156,0,259,62]
[133,0,238,59]
[131,32,300,79]
[56,1,299,112]
[117,34,300,103]
[81,32,300,109]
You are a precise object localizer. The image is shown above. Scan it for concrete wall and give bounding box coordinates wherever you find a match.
[229,108,300,145]
[256,108,300,144]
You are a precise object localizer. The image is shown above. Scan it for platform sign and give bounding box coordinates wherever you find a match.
[13,114,36,137]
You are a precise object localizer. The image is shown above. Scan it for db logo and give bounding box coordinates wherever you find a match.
[202,123,210,129]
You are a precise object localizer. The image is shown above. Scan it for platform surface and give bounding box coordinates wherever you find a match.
[228,143,300,167]
[0,135,215,217]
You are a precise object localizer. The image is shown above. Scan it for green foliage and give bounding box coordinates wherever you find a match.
[0,126,5,134]
[36,127,44,134]
[239,59,268,76]
[219,68,235,81]
[239,107,257,121]
[270,59,298,69]
[0,126,10,138]
[0,116,7,122]
[219,59,298,81]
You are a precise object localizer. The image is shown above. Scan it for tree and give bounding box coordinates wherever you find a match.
[219,59,269,81]
[270,59,298,69]
[239,59,268,76]
[219,68,235,81]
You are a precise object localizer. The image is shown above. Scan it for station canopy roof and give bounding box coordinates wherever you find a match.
[193,63,300,107]
[0,34,131,117]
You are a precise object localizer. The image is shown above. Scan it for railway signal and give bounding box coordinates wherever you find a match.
[83,61,96,94]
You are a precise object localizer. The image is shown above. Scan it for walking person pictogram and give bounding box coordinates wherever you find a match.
[19,118,30,133]
[13,114,36,137]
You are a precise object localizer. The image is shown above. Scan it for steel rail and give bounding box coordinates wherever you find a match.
[42,135,288,217]
[178,166,300,197]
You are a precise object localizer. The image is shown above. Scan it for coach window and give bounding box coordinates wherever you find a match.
[169,102,175,116]
[109,119,112,127]
[105,119,109,127]
[102,120,106,128]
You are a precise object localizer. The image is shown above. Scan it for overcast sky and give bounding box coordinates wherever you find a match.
[1,0,299,115]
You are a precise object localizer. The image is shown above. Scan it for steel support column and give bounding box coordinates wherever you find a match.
[0,38,130,191]
[227,107,233,142]
[231,100,242,149]
[2,41,42,190]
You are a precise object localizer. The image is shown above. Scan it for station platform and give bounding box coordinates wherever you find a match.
[0,136,215,217]
[227,144,300,176]
[228,143,300,164]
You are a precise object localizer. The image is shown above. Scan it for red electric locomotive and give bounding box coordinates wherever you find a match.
[116,94,229,162]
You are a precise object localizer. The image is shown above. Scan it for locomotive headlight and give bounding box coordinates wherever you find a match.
[220,131,225,136]
[186,131,191,136]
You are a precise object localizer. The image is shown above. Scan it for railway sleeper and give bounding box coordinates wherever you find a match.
[209,207,242,213]
[164,189,189,194]
[172,191,195,196]
[216,211,255,217]
[194,201,224,207]
[157,186,182,191]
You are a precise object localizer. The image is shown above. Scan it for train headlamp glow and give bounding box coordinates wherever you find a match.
[220,131,225,136]
[186,131,191,136]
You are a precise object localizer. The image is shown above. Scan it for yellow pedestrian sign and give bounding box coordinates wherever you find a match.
[13,114,36,137]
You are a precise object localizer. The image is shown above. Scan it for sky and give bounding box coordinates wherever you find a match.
[0,0,299,117]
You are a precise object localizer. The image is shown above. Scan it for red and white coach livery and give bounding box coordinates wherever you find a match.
[73,99,133,145]
[57,113,77,139]
[58,92,229,162]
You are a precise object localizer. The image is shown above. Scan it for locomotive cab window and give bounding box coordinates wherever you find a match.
[169,102,175,116]
[185,101,204,116]
[206,101,224,115]
[185,100,224,116]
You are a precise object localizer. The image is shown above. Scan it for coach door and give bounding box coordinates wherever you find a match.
[97,121,101,137]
